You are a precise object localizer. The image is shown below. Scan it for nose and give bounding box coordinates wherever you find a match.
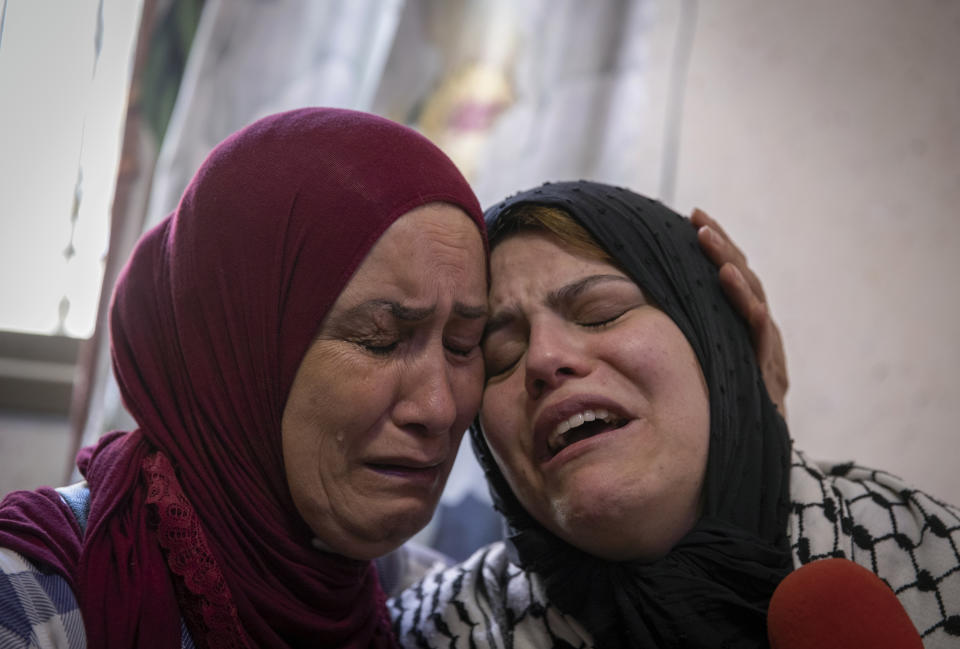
[523,318,590,400]
[392,346,458,436]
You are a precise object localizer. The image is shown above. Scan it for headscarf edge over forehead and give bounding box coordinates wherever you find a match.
[163,107,487,407]
[475,180,792,648]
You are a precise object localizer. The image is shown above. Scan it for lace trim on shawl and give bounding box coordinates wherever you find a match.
[142,452,252,649]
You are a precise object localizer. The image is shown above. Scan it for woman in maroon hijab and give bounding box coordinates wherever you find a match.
[0,108,488,649]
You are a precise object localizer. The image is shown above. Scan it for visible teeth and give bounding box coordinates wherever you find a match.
[548,409,623,454]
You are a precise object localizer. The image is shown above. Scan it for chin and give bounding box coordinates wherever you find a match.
[554,510,679,562]
[546,484,690,562]
[348,499,439,560]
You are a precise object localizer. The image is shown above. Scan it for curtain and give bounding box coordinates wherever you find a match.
[68,0,205,476]
[372,0,661,207]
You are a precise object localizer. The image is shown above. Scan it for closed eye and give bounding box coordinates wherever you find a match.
[578,310,628,328]
[357,340,399,356]
[482,337,524,379]
[445,342,479,357]
[485,356,520,379]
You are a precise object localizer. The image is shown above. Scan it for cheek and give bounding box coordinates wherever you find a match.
[452,358,485,421]
[665,338,710,445]
[283,365,383,478]
[478,384,514,456]
[283,393,341,487]
[652,334,710,494]
[621,320,706,409]
[479,383,538,490]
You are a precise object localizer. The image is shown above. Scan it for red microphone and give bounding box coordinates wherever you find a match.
[767,558,923,649]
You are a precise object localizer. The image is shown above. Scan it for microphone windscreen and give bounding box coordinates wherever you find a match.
[767,558,923,649]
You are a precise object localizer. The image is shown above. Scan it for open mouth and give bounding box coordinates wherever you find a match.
[366,462,443,488]
[547,408,628,457]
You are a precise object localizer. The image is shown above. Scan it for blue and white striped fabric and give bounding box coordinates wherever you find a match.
[0,548,85,649]
[0,547,198,649]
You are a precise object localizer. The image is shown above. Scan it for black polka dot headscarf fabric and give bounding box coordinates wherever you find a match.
[474,180,793,649]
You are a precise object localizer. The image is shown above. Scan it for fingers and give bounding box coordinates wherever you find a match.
[717,263,763,327]
[692,208,766,302]
[695,209,789,416]
[691,207,732,242]
[760,322,790,419]
[720,263,789,415]
[692,208,744,262]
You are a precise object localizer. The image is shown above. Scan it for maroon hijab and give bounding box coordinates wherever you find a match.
[0,108,484,648]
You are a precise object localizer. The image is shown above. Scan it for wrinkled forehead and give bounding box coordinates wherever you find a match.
[337,203,489,309]
[487,229,630,301]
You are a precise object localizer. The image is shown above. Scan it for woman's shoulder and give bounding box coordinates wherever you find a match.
[788,448,960,644]
[1,484,197,649]
[388,540,592,649]
[788,448,960,558]
[0,546,86,649]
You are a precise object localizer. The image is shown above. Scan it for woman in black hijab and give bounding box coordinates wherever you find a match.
[390,181,960,648]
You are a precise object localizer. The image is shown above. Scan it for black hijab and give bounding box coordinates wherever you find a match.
[473,181,793,648]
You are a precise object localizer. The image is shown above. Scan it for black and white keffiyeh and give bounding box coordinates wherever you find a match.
[389,451,960,647]
[788,450,960,643]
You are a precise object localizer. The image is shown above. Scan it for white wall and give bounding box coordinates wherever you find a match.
[0,413,71,495]
[659,0,959,498]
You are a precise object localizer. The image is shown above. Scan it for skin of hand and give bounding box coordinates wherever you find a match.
[691,208,789,417]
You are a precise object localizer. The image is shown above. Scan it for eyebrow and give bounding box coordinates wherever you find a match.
[485,274,633,336]
[343,299,487,322]
[545,274,633,311]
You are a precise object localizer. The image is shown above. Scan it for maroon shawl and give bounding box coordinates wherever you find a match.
[0,108,484,648]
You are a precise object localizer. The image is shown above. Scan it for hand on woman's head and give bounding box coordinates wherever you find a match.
[691,208,789,417]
